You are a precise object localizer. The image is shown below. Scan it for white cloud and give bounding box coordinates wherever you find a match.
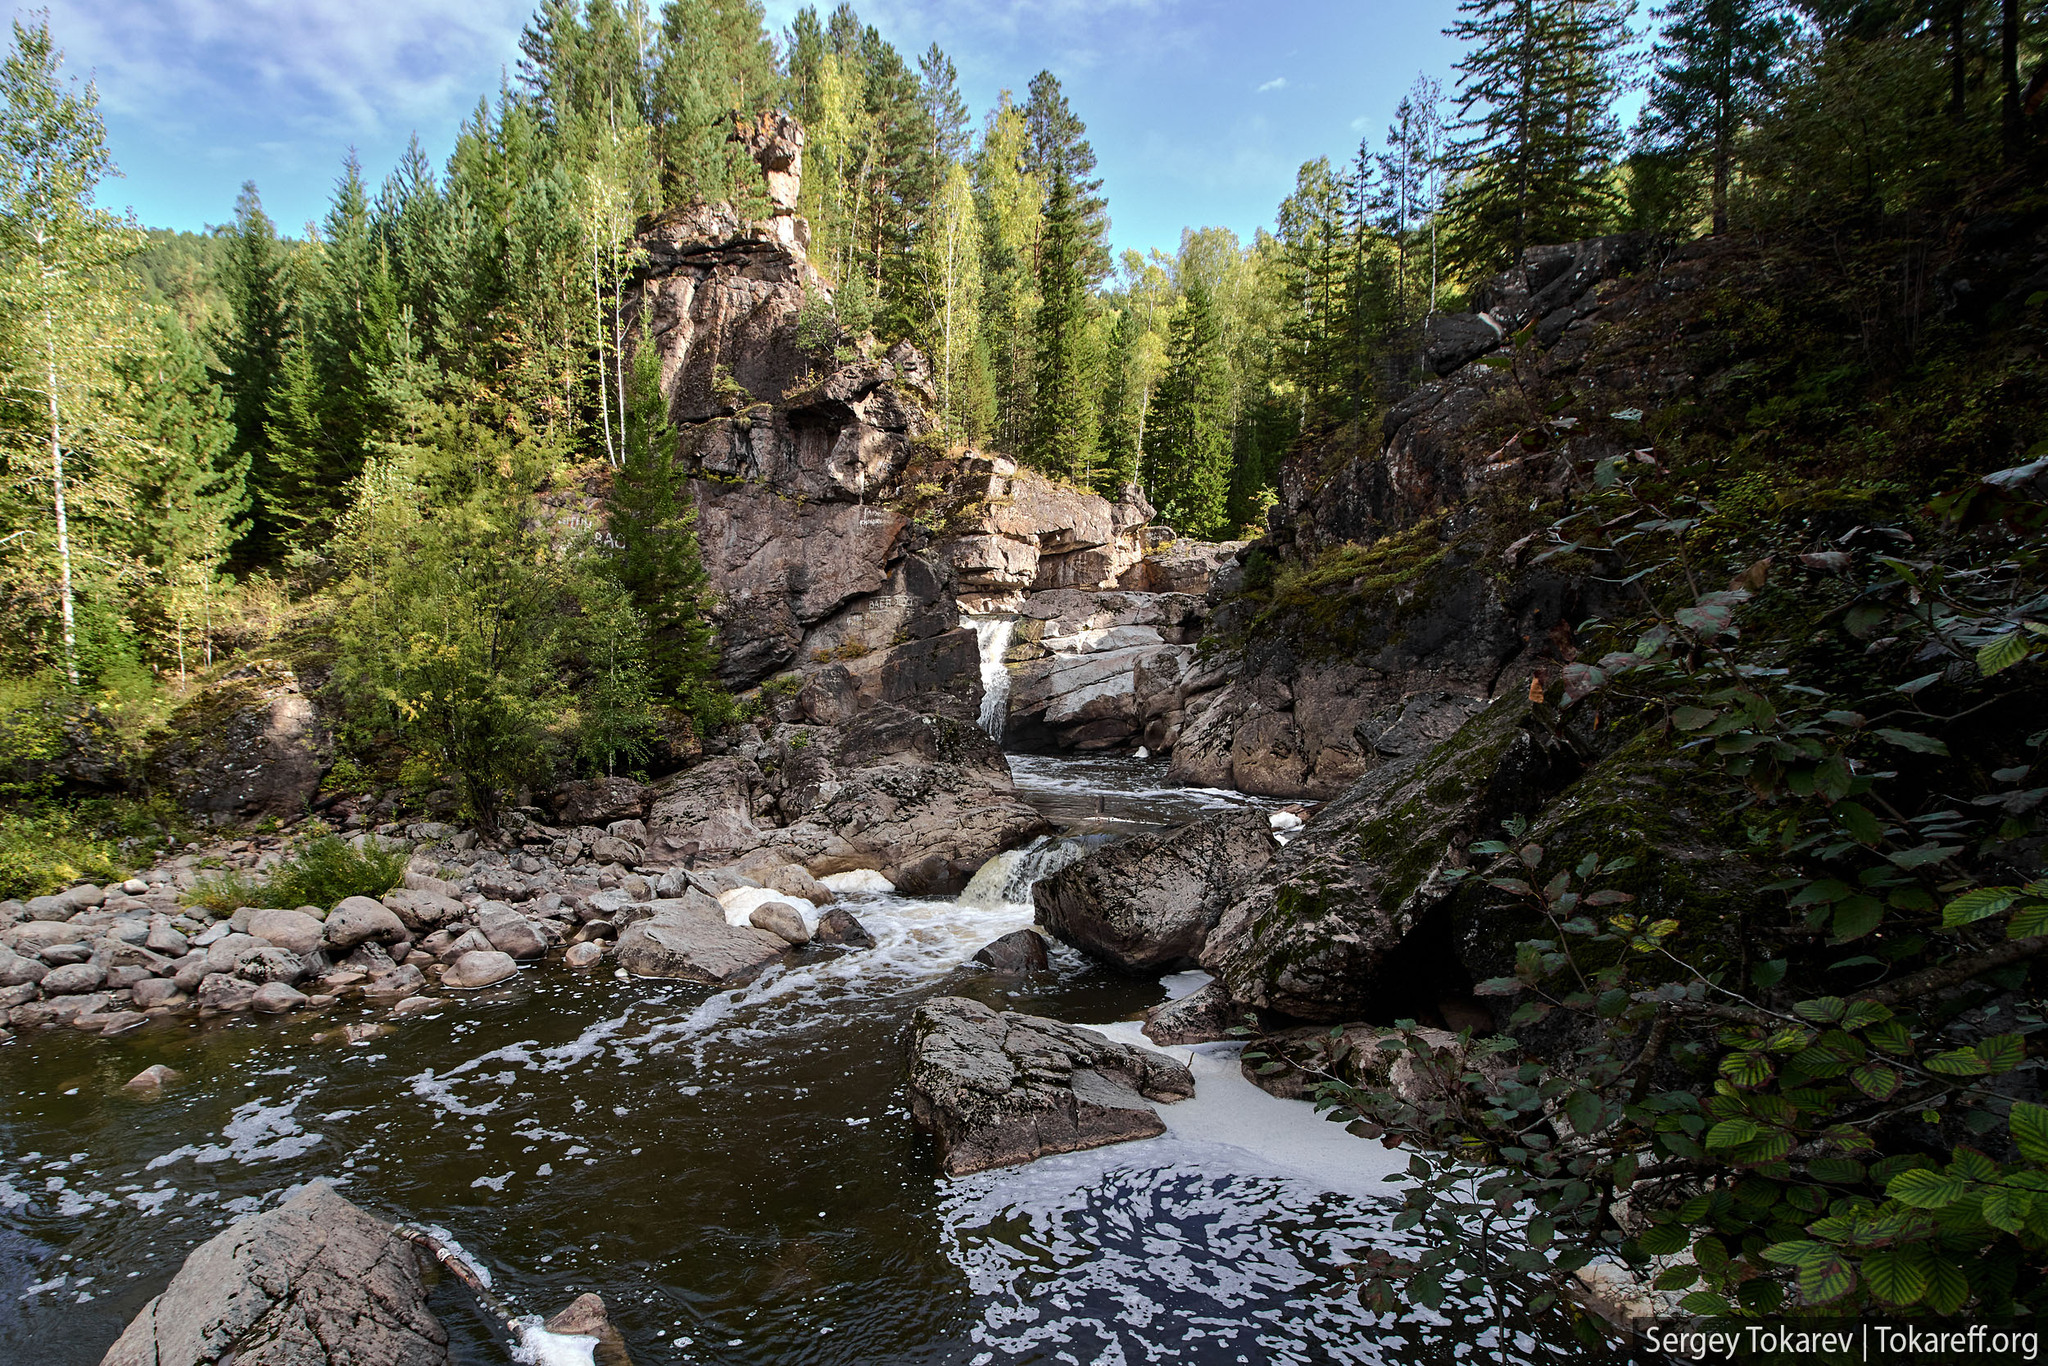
[49,0,530,146]
[1257,76,1287,92]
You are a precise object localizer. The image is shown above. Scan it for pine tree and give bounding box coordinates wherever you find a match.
[1442,0,1633,274]
[1274,157,1352,428]
[1143,280,1230,538]
[210,181,292,544]
[1095,306,1143,498]
[608,344,721,718]
[1027,171,1096,481]
[1021,70,1111,284]
[1641,0,1792,233]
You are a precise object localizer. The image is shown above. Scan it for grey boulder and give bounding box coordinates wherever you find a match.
[614,893,783,985]
[245,908,324,956]
[906,996,1194,1176]
[322,898,407,952]
[813,906,875,948]
[477,906,547,960]
[748,901,810,945]
[1033,809,1274,972]
[1142,980,1239,1046]
[971,929,1050,973]
[442,950,518,989]
[98,1179,447,1366]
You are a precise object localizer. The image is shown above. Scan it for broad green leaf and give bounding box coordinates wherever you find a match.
[1796,1246,1857,1304]
[1762,1238,1827,1267]
[1563,1088,1603,1135]
[1637,1222,1689,1256]
[1836,802,1883,843]
[1887,1168,1969,1209]
[1832,898,1884,940]
[1861,1248,1929,1306]
[1707,1119,1760,1148]
[1839,1000,1893,1030]
[2011,1101,2048,1164]
[1981,1187,2030,1234]
[1978,1034,2026,1073]
[2008,901,2048,939]
[1926,1047,1991,1077]
[1875,729,1950,756]
[1672,705,1718,731]
[1721,1051,1774,1087]
[1923,1258,1970,1314]
[1978,631,2031,677]
[1793,997,1847,1024]
[1850,1063,1901,1100]
[1942,886,2020,927]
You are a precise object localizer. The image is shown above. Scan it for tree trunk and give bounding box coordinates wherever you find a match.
[45,304,77,687]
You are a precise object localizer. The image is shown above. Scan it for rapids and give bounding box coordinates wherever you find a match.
[0,754,1620,1364]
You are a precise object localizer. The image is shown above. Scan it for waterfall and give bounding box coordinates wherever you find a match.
[956,835,1093,910]
[970,615,1017,741]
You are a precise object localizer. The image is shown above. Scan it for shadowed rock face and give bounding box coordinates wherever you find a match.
[98,1180,447,1366]
[1034,810,1276,973]
[146,664,332,821]
[906,996,1193,1176]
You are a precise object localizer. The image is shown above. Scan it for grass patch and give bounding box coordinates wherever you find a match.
[0,807,128,900]
[185,833,410,915]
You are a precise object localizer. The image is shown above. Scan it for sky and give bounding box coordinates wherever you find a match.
[44,0,1475,262]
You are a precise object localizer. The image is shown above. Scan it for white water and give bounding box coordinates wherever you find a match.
[969,615,1018,740]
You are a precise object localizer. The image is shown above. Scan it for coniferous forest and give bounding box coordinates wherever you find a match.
[3,0,2048,1352]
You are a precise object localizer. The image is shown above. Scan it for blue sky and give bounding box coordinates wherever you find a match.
[46,0,1478,260]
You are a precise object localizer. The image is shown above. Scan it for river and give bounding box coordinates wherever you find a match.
[0,754,1623,1365]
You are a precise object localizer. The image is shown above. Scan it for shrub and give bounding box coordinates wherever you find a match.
[0,806,125,899]
[184,833,408,914]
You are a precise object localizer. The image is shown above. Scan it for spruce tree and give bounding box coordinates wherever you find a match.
[1027,171,1096,481]
[1143,280,1230,539]
[210,183,291,547]
[1442,0,1632,274]
[1641,0,1792,233]
[1095,306,1143,498]
[1022,70,1110,283]
[608,345,722,719]
[1274,157,1352,429]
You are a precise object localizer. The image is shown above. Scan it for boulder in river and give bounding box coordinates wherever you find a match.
[1033,810,1274,972]
[971,928,1049,973]
[98,1179,448,1366]
[748,900,810,945]
[813,906,875,948]
[907,996,1194,1176]
[442,949,518,989]
[614,892,784,984]
[322,897,407,952]
[1141,980,1240,1046]
[245,907,324,956]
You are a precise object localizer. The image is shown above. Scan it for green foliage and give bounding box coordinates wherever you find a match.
[1026,171,1097,482]
[0,801,126,899]
[1309,434,2048,1322]
[329,404,650,827]
[185,830,408,913]
[1143,279,1231,538]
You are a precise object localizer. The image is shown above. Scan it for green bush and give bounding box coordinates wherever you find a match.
[184,833,408,914]
[0,806,126,899]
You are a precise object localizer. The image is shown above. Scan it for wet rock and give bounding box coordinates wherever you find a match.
[615,893,783,985]
[1141,981,1239,1046]
[362,963,428,1000]
[389,995,443,1018]
[443,950,518,989]
[907,997,1194,1176]
[748,900,810,945]
[478,906,547,960]
[125,1063,183,1092]
[812,906,875,949]
[763,863,834,906]
[41,960,107,994]
[132,978,185,1010]
[90,1009,148,1035]
[251,981,309,1013]
[197,973,259,1013]
[1034,810,1275,973]
[322,897,407,952]
[563,941,606,969]
[12,990,111,1027]
[971,929,1049,973]
[245,907,325,956]
[98,1179,447,1366]
[235,948,307,985]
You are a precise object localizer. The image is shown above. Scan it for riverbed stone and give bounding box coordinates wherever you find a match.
[132,978,185,1010]
[380,888,463,934]
[615,892,783,985]
[0,945,47,985]
[748,900,811,945]
[1141,981,1239,1046]
[125,1063,183,1092]
[906,996,1194,1176]
[41,941,93,966]
[478,906,547,960]
[1034,810,1275,973]
[197,973,259,1013]
[813,906,875,948]
[322,897,407,952]
[443,949,518,989]
[563,940,606,968]
[42,960,107,994]
[971,929,1050,973]
[243,907,324,956]
[98,1179,448,1366]
[251,981,309,1013]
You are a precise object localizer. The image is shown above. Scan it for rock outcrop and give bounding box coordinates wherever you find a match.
[614,890,785,984]
[945,457,1154,611]
[146,663,332,821]
[1034,810,1275,973]
[643,707,1049,894]
[98,1181,447,1366]
[906,996,1194,1175]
